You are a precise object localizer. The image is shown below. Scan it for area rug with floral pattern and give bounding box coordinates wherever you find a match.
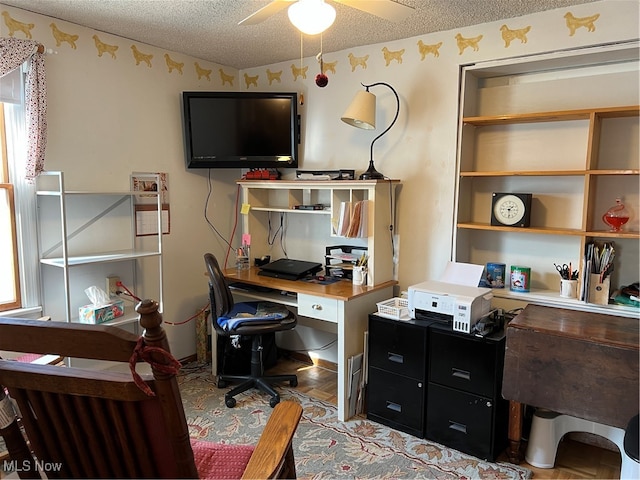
[178,363,532,479]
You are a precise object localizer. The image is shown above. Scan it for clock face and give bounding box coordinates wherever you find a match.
[491,193,532,227]
[495,195,525,225]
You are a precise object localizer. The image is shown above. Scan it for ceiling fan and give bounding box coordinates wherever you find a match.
[239,0,415,27]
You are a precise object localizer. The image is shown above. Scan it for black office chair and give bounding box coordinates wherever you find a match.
[204,253,298,408]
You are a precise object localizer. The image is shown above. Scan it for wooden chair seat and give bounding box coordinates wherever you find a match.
[0,300,302,479]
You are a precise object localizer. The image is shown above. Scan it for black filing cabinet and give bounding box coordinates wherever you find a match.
[426,323,508,461]
[366,314,432,437]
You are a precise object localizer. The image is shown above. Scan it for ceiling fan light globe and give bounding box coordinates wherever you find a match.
[288,0,336,35]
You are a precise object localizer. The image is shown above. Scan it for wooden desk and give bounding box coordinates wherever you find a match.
[219,267,396,421]
[502,304,639,462]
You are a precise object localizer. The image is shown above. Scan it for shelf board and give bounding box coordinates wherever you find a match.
[40,250,161,267]
[71,310,139,327]
[37,190,158,197]
[457,223,640,239]
[457,222,584,236]
[492,288,639,319]
[463,105,639,126]
[460,170,639,177]
[459,170,585,177]
[238,179,400,188]
[250,206,331,214]
[586,230,640,239]
[586,169,640,175]
[595,105,640,118]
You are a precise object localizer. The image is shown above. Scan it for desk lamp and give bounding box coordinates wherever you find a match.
[341,82,400,180]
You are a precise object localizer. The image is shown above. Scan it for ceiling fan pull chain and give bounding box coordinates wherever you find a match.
[299,32,305,104]
[315,32,329,88]
[299,32,304,73]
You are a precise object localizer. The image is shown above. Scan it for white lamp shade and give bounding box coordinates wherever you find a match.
[288,0,336,36]
[341,90,376,130]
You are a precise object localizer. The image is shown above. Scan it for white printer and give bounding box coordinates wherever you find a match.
[408,280,493,334]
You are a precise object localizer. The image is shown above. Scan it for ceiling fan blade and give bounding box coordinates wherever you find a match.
[334,0,414,22]
[238,0,295,25]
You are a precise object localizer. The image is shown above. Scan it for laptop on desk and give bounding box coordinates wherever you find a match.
[258,258,323,281]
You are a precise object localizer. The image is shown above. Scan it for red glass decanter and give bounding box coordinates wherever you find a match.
[602,198,630,232]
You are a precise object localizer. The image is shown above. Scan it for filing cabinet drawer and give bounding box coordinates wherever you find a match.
[368,316,427,378]
[298,294,338,322]
[367,366,425,438]
[426,383,498,461]
[429,328,502,397]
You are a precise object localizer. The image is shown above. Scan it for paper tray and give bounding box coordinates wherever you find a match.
[376,298,409,320]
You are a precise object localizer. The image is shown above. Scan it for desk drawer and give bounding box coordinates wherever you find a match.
[298,294,338,322]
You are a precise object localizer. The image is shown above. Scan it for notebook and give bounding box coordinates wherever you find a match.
[258,258,323,281]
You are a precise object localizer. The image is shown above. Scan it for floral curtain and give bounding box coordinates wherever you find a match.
[0,37,47,180]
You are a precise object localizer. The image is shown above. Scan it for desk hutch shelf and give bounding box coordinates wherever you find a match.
[238,179,399,286]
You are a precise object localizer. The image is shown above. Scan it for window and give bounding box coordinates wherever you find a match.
[0,104,21,311]
[1,98,40,315]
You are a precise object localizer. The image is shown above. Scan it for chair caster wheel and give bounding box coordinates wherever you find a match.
[217,377,228,388]
[269,396,280,408]
[225,396,236,408]
[290,378,298,387]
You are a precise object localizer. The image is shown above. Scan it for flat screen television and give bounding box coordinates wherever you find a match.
[181,91,299,169]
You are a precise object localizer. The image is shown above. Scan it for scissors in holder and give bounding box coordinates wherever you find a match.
[554,263,570,280]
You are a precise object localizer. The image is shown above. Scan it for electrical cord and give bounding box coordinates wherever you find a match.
[286,338,337,353]
[224,183,241,269]
[115,281,141,302]
[267,211,282,245]
[387,178,396,267]
[164,302,210,326]
[204,169,236,268]
[114,281,209,327]
[267,211,287,258]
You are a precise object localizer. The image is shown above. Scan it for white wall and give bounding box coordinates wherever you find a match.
[1,1,638,359]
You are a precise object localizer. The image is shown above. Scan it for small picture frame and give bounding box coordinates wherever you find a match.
[131,172,170,236]
[131,172,169,205]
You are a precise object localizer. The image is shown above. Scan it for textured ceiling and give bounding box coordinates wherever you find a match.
[2,0,599,69]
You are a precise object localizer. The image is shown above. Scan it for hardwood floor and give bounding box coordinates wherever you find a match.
[271,356,624,479]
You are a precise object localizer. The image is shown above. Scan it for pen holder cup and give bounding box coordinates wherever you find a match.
[352,266,367,286]
[588,274,610,305]
[560,279,578,298]
[236,255,250,270]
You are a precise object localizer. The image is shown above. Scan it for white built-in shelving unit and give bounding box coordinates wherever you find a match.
[453,43,639,318]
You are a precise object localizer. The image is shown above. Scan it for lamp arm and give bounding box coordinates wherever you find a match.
[362,82,400,163]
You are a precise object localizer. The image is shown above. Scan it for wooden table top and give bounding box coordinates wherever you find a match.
[223,267,396,302]
[508,304,639,350]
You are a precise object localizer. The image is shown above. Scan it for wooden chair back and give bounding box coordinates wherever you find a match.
[0,300,302,479]
[0,300,196,479]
